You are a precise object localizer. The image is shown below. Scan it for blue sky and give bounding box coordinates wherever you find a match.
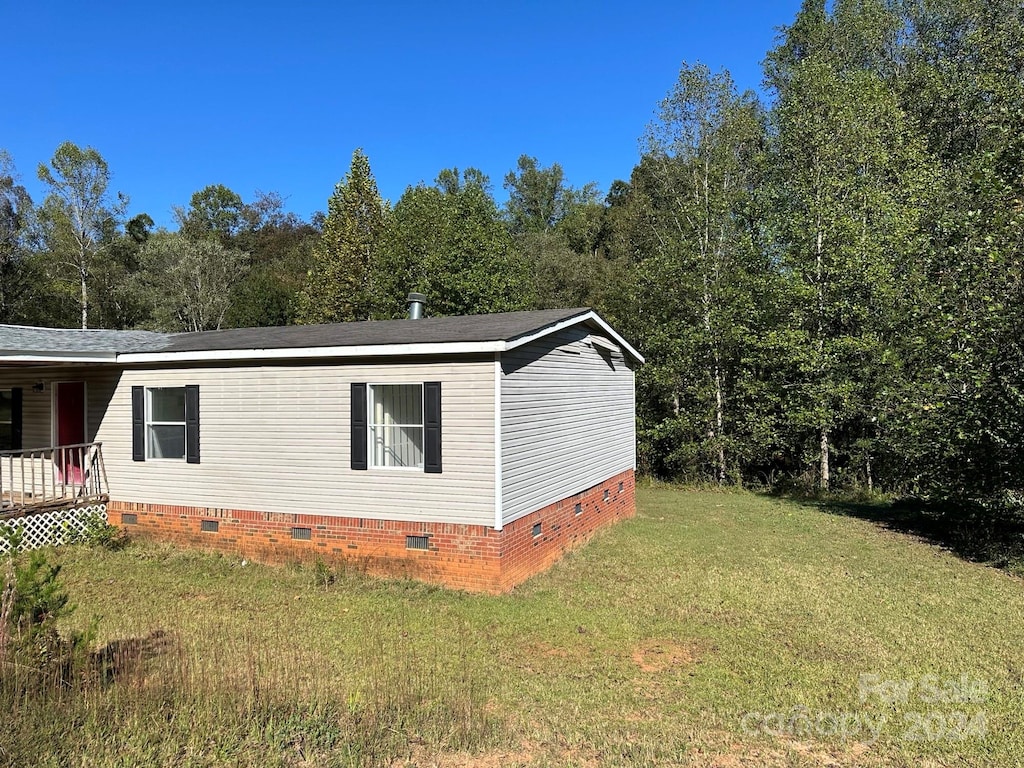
[6,1,802,228]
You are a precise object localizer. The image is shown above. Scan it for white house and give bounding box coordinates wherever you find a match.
[0,305,642,591]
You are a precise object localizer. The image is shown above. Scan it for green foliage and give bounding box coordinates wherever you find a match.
[36,141,129,329]
[296,149,390,324]
[0,151,34,324]
[0,549,94,684]
[178,184,246,244]
[619,63,770,484]
[139,232,250,331]
[378,168,531,318]
[66,515,129,551]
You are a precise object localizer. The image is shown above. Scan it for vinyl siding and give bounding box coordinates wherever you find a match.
[500,326,635,525]
[0,359,496,526]
[0,367,120,448]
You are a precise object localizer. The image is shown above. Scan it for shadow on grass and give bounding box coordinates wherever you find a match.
[779,493,1024,575]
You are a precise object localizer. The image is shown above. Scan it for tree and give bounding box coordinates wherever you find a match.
[139,232,249,332]
[296,150,389,324]
[378,168,531,318]
[622,63,766,483]
[881,0,1024,504]
[765,2,935,491]
[0,151,34,323]
[37,142,127,328]
[177,184,246,244]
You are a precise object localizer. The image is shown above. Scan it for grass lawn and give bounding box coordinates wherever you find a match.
[4,483,1023,767]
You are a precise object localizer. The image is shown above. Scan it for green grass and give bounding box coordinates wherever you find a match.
[4,483,1023,767]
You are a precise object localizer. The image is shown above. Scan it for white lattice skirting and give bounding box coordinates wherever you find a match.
[0,504,108,554]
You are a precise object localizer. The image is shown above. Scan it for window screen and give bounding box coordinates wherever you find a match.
[369,384,424,468]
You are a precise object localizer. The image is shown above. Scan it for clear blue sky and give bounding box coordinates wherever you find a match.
[6,1,802,228]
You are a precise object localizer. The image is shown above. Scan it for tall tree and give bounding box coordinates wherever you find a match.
[766,1,935,490]
[624,63,766,483]
[882,0,1024,503]
[0,151,34,323]
[37,141,127,328]
[296,150,389,324]
[503,155,612,310]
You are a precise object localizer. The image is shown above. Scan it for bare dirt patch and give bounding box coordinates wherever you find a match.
[631,639,701,672]
[688,735,883,768]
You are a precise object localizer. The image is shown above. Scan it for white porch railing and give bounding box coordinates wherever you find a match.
[0,442,108,515]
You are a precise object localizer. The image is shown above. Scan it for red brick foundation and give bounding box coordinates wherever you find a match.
[108,469,635,593]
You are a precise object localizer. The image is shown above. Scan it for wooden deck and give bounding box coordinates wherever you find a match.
[0,442,109,515]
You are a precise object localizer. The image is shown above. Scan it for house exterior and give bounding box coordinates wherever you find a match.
[0,307,642,592]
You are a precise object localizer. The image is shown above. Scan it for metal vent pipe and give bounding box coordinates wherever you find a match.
[406,293,427,319]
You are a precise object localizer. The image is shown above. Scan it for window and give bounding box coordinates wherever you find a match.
[132,385,199,463]
[147,387,186,459]
[351,381,440,473]
[369,384,424,469]
[0,390,13,451]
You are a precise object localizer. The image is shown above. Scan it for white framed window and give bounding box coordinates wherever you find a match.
[369,383,424,469]
[146,387,186,459]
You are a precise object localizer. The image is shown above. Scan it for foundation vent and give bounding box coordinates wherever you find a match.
[406,534,430,550]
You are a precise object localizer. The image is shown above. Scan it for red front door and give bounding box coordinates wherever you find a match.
[55,382,86,475]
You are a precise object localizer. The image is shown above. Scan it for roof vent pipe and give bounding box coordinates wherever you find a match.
[406,293,427,320]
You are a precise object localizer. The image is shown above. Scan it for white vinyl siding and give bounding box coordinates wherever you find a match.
[500,325,635,525]
[103,360,494,526]
[0,368,120,450]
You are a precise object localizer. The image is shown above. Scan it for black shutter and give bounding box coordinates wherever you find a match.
[424,381,442,474]
[185,385,200,464]
[351,383,367,470]
[131,386,145,462]
[10,388,22,451]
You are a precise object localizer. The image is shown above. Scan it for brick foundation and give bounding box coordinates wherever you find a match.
[108,469,635,593]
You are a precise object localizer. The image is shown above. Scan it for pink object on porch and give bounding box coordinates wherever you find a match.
[56,463,85,487]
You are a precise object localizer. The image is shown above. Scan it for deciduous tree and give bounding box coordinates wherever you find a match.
[37,142,127,328]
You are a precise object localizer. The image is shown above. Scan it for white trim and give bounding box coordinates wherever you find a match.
[503,311,645,363]
[145,386,187,461]
[367,382,426,470]
[493,354,502,532]
[119,341,506,364]
[0,352,117,363]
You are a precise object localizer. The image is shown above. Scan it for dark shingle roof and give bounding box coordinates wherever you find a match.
[0,308,594,356]
[161,308,590,352]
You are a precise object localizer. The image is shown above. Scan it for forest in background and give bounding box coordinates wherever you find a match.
[1,0,1022,515]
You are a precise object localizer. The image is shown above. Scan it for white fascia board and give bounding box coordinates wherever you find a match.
[503,311,645,364]
[0,351,117,364]
[117,340,507,364]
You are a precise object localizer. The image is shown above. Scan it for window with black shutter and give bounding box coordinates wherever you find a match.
[355,381,441,473]
[133,385,200,462]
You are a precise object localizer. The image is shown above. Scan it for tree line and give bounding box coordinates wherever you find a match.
[2,0,1022,513]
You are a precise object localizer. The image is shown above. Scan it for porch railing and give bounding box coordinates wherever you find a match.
[0,442,108,515]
